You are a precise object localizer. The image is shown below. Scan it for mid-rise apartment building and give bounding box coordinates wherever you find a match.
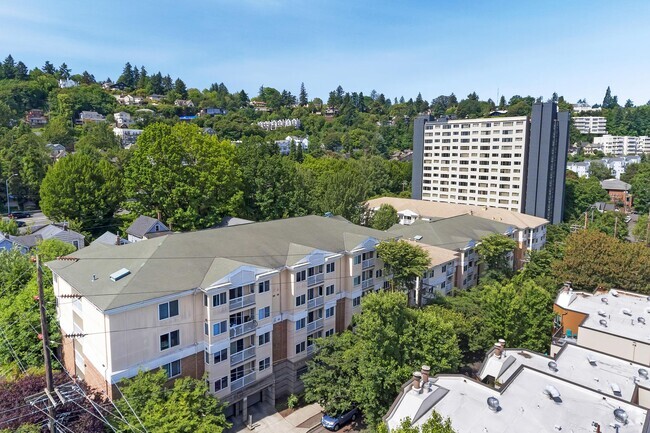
[412,102,569,224]
[48,216,456,419]
[574,116,607,134]
[594,134,650,156]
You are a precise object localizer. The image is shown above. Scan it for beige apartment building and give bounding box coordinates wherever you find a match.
[49,216,456,418]
[573,116,607,135]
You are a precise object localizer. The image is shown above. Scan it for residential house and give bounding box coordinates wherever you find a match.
[366,197,548,269]
[47,216,399,420]
[45,143,67,161]
[78,111,106,124]
[112,128,143,148]
[250,101,269,112]
[174,99,194,108]
[389,149,413,162]
[199,108,227,116]
[567,155,641,179]
[601,178,633,210]
[572,102,601,113]
[148,94,164,103]
[113,112,133,128]
[4,224,84,251]
[115,95,145,106]
[25,109,48,127]
[0,233,30,254]
[582,142,603,155]
[91,231,130,246]
[58,79,77,89]
[274,136,309,155]
[566,161,591,178]
[125,216,170,242]
[257,119,301,131]
[324,107,339,117]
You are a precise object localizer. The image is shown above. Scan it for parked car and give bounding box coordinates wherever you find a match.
[8,211,30,219]
[321,408,358,431]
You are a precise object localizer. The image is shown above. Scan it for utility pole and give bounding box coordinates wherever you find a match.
[37,255,57,433]
[614,216,618,239]
[646,209,650,245]
[584,211,588,230]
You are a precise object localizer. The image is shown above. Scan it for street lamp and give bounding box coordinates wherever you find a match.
[5,173,18,216]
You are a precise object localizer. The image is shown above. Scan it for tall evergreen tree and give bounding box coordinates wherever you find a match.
[15,61,28,80]
[150,72,163,94]
[137,66,148,89]
[58,62,71,80]
[174,78,187,98]
[299,82,308,106]
[603,86,616,109]
[498,95,507,109]
[118,62,133,86]
[42,61,56,75]
[3,55,16,79]
[162,74,173,93]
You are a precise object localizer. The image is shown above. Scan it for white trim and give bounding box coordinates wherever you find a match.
[110,344,200,382]
[104,289,195,316]
[207,339,229,354]
[324,299,338,309]
[256,323,273,336]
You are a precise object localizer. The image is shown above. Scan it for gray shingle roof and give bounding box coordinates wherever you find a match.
[47,216,394,312]
[600,178,631,191]
[126,216,167,238]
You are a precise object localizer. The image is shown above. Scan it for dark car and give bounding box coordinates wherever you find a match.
[8,211,30,219]
[321,408,358,431]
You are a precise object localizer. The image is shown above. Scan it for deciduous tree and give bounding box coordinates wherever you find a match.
[370,203,399,230]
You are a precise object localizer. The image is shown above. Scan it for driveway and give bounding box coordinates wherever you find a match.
[227,402,323,433]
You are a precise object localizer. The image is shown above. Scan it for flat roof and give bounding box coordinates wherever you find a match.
[366,197,547,230]
[556,289,650,345]
[387,368,649,432]
[479,344,650,405]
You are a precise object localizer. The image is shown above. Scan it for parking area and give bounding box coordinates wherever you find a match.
[227,402,323,433]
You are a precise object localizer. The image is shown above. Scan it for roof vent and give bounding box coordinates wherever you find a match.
[543,385,562,403]
[587,356,597,366]
[487,397,500,412]
[639,368,649,379]
[601,297,609,304]
[646,296,650,302]
[597,310,606,317]
[613,408,628,424]
[414,235,423,241]
[638,317,646,324]
[599,319,608,327]
[109,268,131,282]
[548,361,558,372]
[622,308,632,316]
[610,289,619,297]
[611,383,622,396]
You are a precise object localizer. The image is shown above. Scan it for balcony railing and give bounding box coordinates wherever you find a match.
[307,273,324,286]
[362,258,375,269]
[307,296,324,310]
[307,318,324,333]
[361,278,374,290]
[229,293,255,311]
[446,268,454,277]
[230,371,256,391]
[230,346,256,365]
[307,344,315,355]
[230,320,257,339]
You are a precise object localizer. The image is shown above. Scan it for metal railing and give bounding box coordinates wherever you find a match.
[230,346,256,365]
[229,293,255,311]
[362,278,374,290]
[362,258,375,269]
[307,273,325,286]
[307,318,323,333]
[230,320,257,339]
[230,371,256,391]
[307,296,324,310]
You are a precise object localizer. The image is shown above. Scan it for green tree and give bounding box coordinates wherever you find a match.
[299,82,308,106]
[370,204,399,230]
[475,233,517,281]
[590,210,628,240]
[377,413,456,433]
[0,218,19,235]
[376,240,430,305]
[124,123,243,230]
[588,161,613,180]
[631,169,650,214]
[75,122,121,153]
[113,369,230,433]
[40,152,122,232]
[632,213,649,242]
[563,175,609,221]
[602,86,617,109]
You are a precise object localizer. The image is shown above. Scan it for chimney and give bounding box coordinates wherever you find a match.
[115,231,121,246]
[421,365,430,384]
[412,372,422,392]
[498,339,506,350]
[493,342,503,358]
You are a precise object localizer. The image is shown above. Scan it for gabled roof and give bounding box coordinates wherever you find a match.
[92,231,129,246]
[601,178,631,191]
[126,216,169,238]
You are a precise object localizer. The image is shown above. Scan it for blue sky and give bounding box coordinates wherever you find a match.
[1,0,648,105]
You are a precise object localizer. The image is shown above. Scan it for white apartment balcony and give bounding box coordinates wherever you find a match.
[307,344,315,355]
[446,267,455,277]
[362,258,375,269]
[230,320,257,339]
[307,318,323,333]
[307,273,324,286]
[231,346,256,366]
[231,371,256,392]
[307,296,324,310]
[362,278,374,290]
[229,293,255,311]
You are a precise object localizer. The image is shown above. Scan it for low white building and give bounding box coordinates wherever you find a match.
[572,102,601,113]
[257,119,301,131]
[275,136,309,155]
[114,111,133,128]
[112,127,143,148]
[566,156,641,179]
[566,161,591,178]
[594,135,650,156]
[574,116,607,135]
[78,111,106,124]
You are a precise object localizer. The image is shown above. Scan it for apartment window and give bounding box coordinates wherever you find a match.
[325,306,335,318]
[296,318,306,330]
[213,292,227,307]
[325,329,335,337]
[258,332,271,346]
[296,270,306,282]
[215,376,228,392]
[308,286,323,300]
[258,280,270,293]
[326,262,335,273]
[352,296,361,307]
[204,322,209,335]
[295,294,306,307]
[213,321,227,336]
[325,284,335,296]
[158,300,179,320]
[296,341,306,354]
[160,330,180,351]
[308,265,323,276]
[259,357,271,371]
[162,359,181,379]
[213,348,228,364]
[353,255,362,265]
[353,276,361,286]
[258,306,270,320]
[375,269,383,278]
[203,294,208,307]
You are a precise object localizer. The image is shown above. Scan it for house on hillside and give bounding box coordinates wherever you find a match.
[3,224,85,252]
[78,111,106,124]
[174,99,194,108]
[45,143,67,161]
[114,111,133,128]
[199,107,227,116]
[601,178,633,211]
[92,231,130,246]
[25,109,48,127]
[126,216,170,242]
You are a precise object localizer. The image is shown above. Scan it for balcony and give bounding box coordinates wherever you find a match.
[230,320,257,339]
[307,318,323,333]
[361,279,374,290]
[307,344,315,355]
[231,371,256,392]
[231,346,256,366]
[362,258,375,269]
[446,268,455,277]
[307,296,324,310]
[307,273,324,286]
[229,293,255,311]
